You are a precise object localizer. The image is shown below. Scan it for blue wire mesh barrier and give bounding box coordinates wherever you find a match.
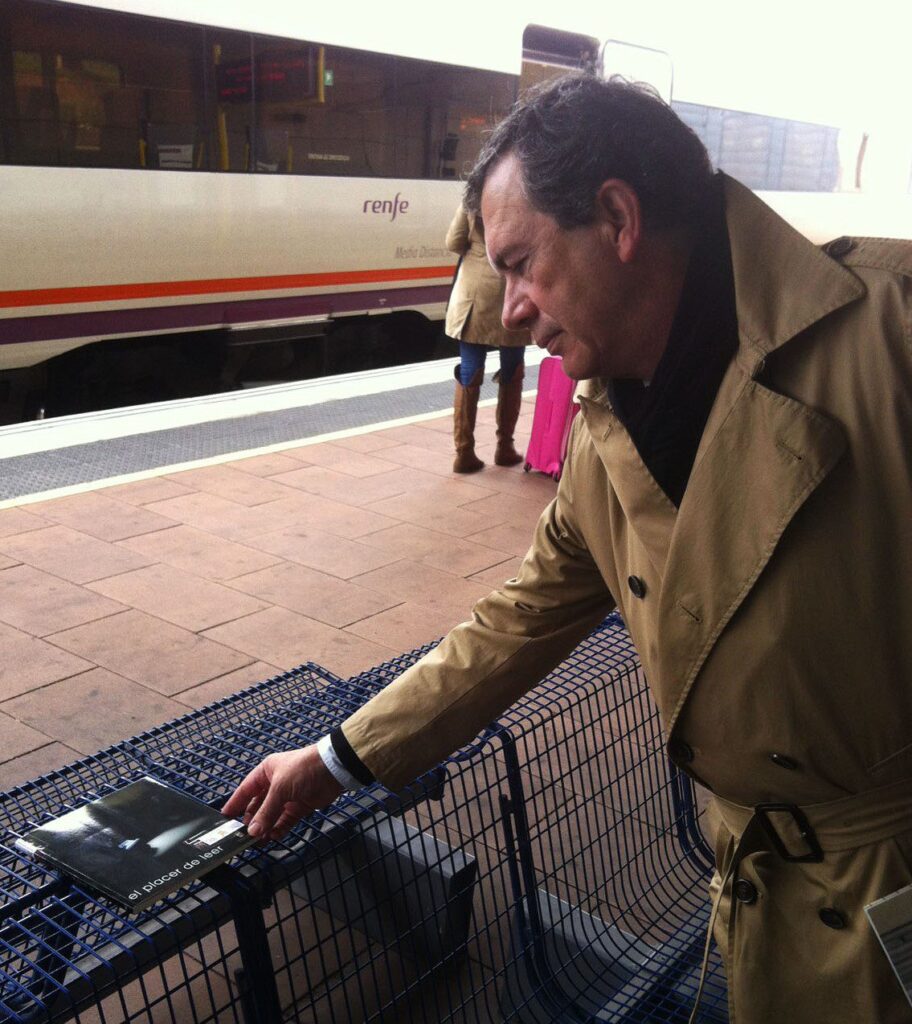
[0,613,728,1023]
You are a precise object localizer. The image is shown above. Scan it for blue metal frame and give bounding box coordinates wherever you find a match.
[1,616,728,1023]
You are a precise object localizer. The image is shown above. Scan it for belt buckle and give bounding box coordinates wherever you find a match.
[754,803,823,863]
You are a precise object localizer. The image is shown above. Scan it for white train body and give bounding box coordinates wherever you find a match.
[0,166,460,368]
[1,0,910,401]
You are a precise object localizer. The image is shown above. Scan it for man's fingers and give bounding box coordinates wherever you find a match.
[270,807,305,841]
[248,784,290,838]
[221,764,266,816]
[242,794,261,823]
[223,746,334,842]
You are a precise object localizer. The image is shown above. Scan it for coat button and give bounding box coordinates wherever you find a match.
[627,575,647,599]
[824,236,855,259]
[819,908,847,929]
[769,753,799,770]
[734,879,758,905]
[668,737,694,764]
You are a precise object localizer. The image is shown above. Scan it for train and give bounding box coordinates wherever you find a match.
[1,0,910,422]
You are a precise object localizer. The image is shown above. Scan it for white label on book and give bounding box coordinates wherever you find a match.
[193,819,244,847]
[865,883,912,1007]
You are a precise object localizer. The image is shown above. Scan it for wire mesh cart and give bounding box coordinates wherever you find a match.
[0,613,728,1023]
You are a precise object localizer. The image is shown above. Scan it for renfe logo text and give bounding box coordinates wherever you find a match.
[362,193,410,221]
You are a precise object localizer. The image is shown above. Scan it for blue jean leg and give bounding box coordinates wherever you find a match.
[459,343,524,386]
[497,345,525,385]
[458,342,487,386]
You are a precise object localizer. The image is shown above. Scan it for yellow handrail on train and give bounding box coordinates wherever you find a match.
[213,43,230,171]
[317,46,325,104]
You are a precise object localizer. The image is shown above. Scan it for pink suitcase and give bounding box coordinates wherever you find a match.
[523,356,580,481]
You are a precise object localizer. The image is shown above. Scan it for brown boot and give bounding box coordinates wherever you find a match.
[452,365,484,473]
[494,365,525,466]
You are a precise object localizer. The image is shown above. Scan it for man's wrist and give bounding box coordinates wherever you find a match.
[316,734,363,791]
[329,726,375,786]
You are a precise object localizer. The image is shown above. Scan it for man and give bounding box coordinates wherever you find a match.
[224,75,912,1022]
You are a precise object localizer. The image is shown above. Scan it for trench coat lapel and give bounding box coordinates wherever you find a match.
[579,389,677,580]
[657,177,865,729]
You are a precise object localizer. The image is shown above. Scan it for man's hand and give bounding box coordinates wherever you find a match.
[221,745,343,842]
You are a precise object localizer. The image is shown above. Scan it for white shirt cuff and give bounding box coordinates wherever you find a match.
[316,733,362,792]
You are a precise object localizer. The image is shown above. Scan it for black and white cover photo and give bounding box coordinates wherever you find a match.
[15,776,254,912]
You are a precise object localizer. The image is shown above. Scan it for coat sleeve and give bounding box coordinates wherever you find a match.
[445,207,471,255]
[340,451,616,790]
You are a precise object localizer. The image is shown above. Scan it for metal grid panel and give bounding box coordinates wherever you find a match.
[0,661,409,1024]
[0,615,728,1023]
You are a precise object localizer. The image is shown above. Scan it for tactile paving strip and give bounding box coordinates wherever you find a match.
[0,365,540,502]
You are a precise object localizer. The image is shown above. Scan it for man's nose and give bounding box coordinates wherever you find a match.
[502,280,535,331]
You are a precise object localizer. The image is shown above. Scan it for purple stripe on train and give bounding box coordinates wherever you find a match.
[0,285,452,346]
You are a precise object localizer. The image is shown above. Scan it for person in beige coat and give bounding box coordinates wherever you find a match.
[445,204,530,473]
[225,76,912,1023]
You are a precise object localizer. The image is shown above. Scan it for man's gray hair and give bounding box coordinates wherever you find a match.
[464,73,714,234]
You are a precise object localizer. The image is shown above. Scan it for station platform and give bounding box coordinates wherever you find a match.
[0,361,728,1024]
[0,361,555,793]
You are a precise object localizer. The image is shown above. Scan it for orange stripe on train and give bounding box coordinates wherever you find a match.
[0,266,456,309]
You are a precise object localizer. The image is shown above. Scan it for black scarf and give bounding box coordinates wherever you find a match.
[606,176,737,508]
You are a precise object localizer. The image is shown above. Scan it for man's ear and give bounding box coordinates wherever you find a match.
[595,179,641,263]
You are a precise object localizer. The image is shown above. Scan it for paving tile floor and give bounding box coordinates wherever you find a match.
[0,399,555,791]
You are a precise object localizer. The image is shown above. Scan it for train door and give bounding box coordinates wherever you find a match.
[600,40,674,101]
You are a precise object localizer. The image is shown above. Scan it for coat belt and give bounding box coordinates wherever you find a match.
[713,776,912,857]
[688,778,912,1024]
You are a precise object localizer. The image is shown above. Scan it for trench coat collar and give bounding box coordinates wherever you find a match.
[720,173,864,372]
[576,176,864,412]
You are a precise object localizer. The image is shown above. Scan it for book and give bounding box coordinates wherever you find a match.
[14,776,254,913]
[865,883,912,1007]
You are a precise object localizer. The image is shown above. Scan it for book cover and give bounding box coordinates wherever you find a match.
[865,883,912,1007]
[15,776,254,913]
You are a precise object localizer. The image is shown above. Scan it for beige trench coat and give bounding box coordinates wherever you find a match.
[444,206,529,347]
[344,175,912,1023]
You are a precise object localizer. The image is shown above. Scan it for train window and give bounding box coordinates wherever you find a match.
[779,122,840,192]
[252,40,394,177]
[55,54,122,157]
[7,49,61,165]
[426,63,515,180]
[250,34,514,179]
[523,25,599,69]
[521,25,599,97]
[132,22,207,172]
[717,111,777,190]
[207,30,256,171]
[0,0,206,170]
[673,101,839,192]
[247,40,323,173]
[0,3,512,178]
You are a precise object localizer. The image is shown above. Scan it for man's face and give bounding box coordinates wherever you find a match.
[481,153,640,381]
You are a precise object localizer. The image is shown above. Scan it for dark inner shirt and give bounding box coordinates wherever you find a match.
[606,176,738,508]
